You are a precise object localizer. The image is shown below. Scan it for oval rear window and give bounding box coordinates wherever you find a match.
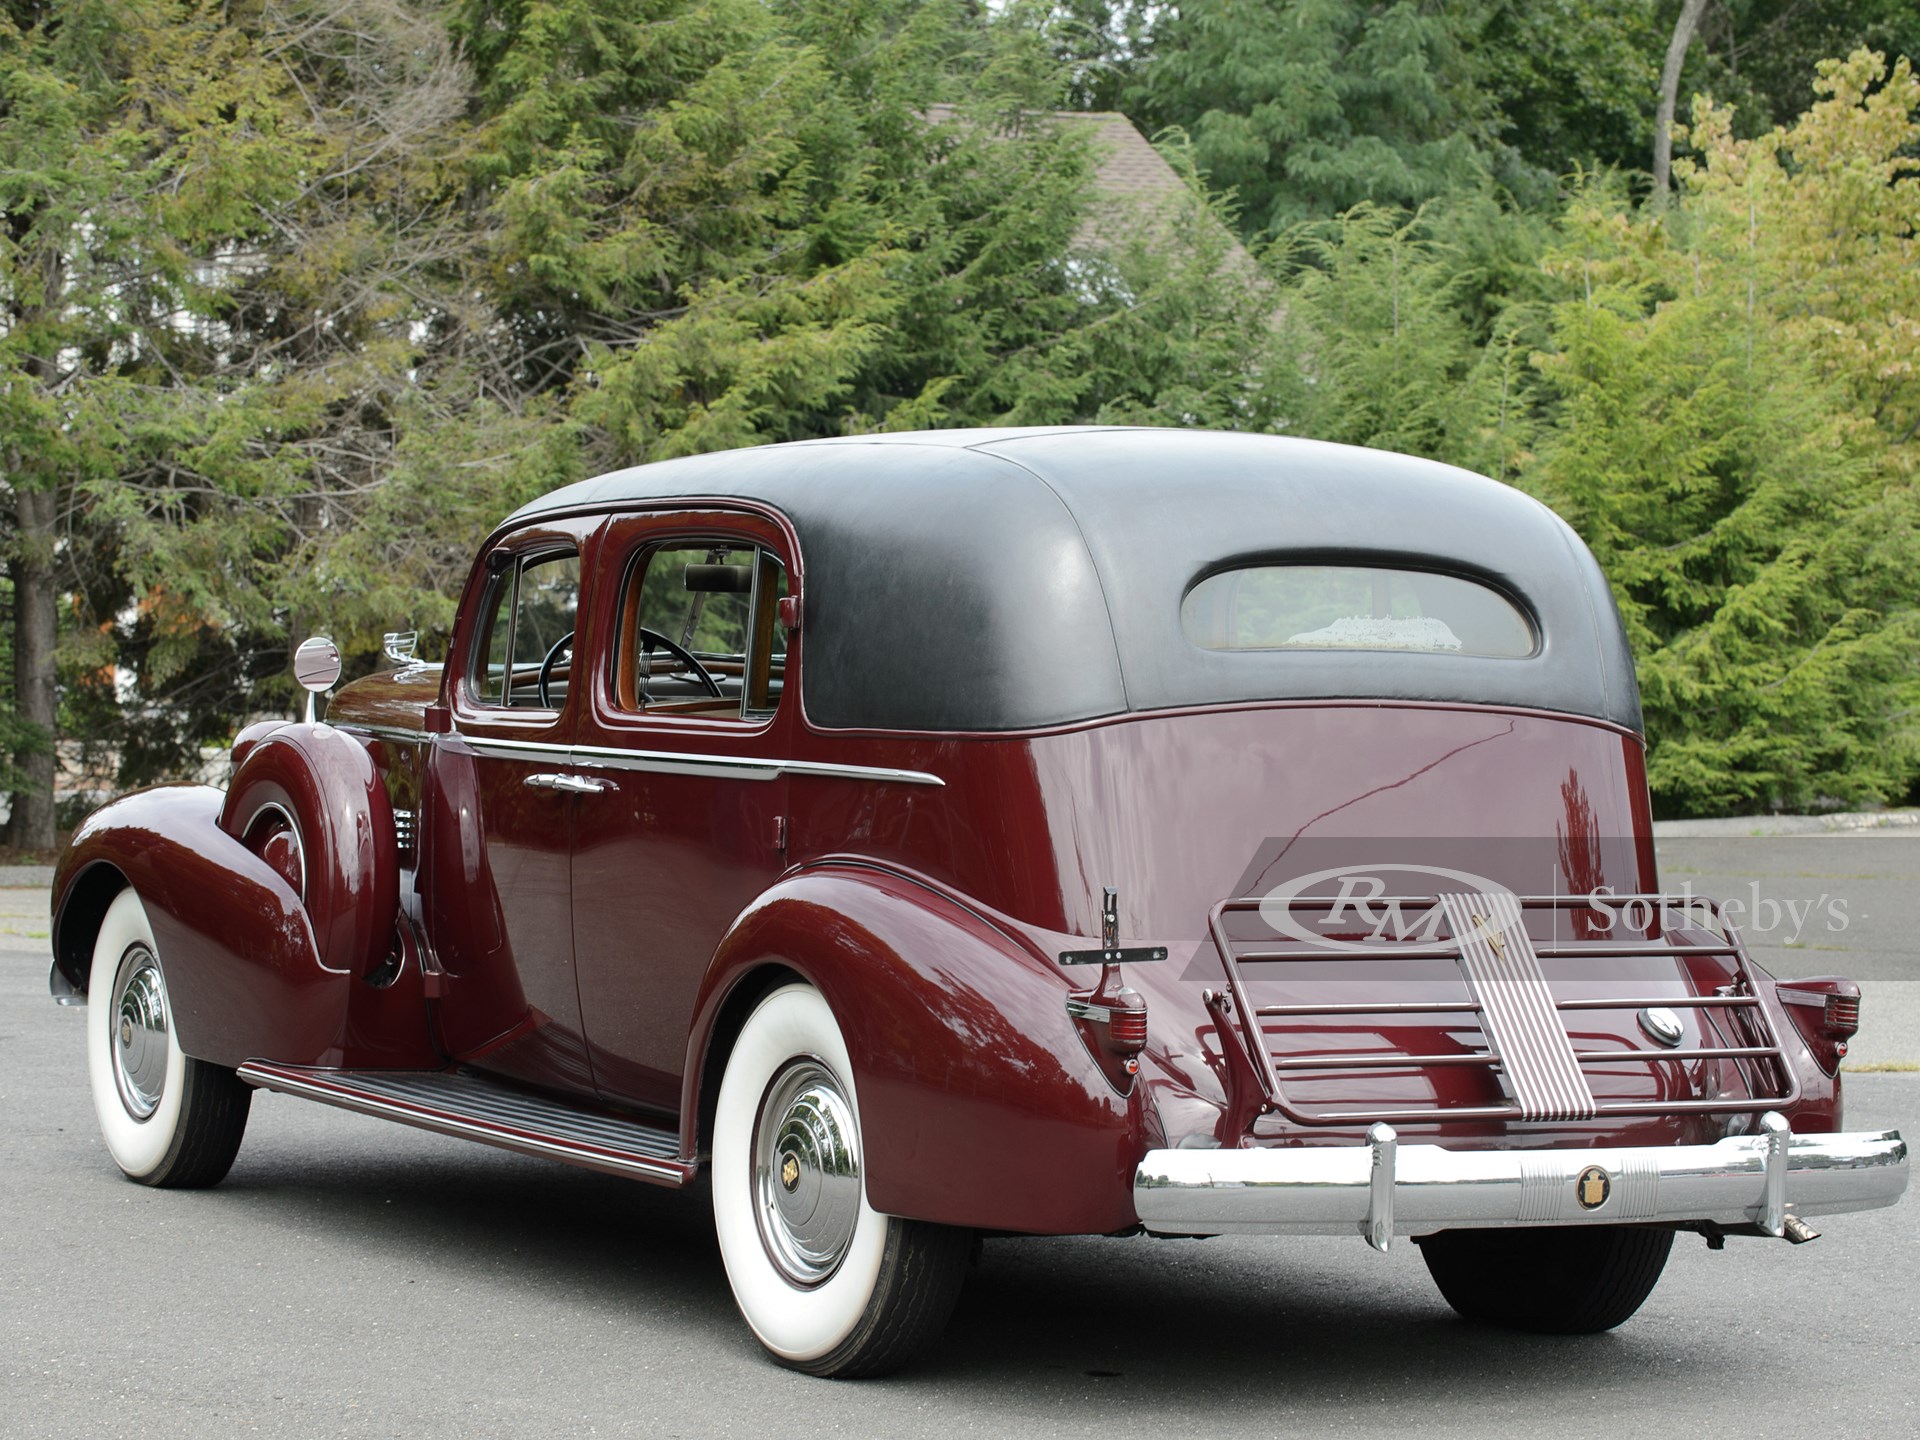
[1182,565,1534,657]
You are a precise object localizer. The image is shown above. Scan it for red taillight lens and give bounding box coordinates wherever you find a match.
[1107,1001,1148,1054]
[1825,993,1860,1037]
[1777,978,1861,1076]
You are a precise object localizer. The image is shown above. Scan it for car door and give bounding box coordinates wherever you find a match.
[568,509,796,1115]
[427,515,602,1096]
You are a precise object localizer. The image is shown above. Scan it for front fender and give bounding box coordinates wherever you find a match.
[685,864,1151,1236]
[52,785,346,1068]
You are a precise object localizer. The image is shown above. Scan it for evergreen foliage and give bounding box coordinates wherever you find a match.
[1128,1,1503,234]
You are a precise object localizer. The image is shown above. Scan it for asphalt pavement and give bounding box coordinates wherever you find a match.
[1654,832,1919,1068]
[3,837,1915,1438]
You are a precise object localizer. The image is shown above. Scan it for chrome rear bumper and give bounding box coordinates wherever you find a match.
[1134,1116,1907,1246]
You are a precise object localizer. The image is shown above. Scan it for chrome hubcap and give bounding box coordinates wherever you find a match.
[110,944,169,1121]
[753,1060,861,1287]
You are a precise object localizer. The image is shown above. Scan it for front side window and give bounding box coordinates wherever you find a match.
[1182,565,1534,657]
[613,542,787,719]
[470,549,582,708]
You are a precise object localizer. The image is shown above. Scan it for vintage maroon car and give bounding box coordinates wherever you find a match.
[52,428,1907,1375]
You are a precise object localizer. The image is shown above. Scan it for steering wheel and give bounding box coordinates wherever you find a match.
[637,626,723,701]
[538,631,574,708]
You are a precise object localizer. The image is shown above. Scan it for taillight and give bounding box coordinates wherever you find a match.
[1777,978,1861,1076]
[1825,993,1860,1034]
[1106,993,1148,1054]
[1067,987,1147,1088]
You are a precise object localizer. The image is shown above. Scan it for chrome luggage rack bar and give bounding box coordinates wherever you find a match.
[1206,892,1800,1127]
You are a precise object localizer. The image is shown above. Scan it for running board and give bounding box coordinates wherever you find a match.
[238,1061,693,1187]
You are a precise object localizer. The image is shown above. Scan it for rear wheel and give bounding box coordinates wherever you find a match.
[711,983,970,1377]
[86,889,252,1187]
[1418,1225,1674,1334]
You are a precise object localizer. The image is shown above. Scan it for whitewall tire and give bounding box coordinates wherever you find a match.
[86,889,251,1187]
[711,983,970,1377]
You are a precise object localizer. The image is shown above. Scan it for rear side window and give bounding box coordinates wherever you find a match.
[1182,565,1534,657]
[612,542,788,719]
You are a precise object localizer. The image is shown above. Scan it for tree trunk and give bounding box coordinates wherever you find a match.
[1652,0,1710,196]
[5,481,59,851]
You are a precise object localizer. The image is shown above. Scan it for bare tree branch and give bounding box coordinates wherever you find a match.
[1653,0,1711,197]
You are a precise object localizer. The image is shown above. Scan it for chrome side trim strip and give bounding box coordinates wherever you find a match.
[768,756,940,791]
[1134,1125,1908,1239]
[454,730,943,786]
[773,757,946,787]
[337,722,429,745]
[572,743,783,782]
[238,1062,693,1187]
[458,734,572,761]
[571,742,943,787]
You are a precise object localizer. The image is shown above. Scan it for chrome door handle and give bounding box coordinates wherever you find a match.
[524,772,615,795]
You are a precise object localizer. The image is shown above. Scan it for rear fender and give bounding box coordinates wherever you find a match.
[685,865,1147,1236]
[52,785,345,1068]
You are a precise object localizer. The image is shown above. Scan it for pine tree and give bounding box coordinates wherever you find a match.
[1128,0,1502,235]
[1522,66,1920,814]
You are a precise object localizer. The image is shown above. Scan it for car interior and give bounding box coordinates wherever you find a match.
[611,542,787,718]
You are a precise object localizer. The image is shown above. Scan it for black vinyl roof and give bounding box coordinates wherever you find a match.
[509,428,1641,734]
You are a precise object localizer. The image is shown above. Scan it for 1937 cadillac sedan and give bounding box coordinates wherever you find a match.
[51,428,1908,1376]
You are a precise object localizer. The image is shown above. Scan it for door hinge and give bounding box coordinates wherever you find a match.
[773,815,789,852]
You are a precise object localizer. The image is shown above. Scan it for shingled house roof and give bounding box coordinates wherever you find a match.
[922,105,1255,269]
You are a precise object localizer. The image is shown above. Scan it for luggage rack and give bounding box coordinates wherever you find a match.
[1205,891,1800,1127]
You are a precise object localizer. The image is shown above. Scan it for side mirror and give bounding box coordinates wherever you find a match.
[293,636,342,722]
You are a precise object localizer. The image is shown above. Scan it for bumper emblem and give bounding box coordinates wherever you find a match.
[1576,1165,1611,1210]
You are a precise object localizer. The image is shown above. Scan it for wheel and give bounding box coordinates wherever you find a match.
[86,889,252,1187]
[711,983,970,1377]
[636,625,723,700]
[1418,1225,1675,1334]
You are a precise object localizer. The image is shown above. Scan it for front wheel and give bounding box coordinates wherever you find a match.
[86,889,252,1187]
[711,983,970,1377]
[1418,1225,1674,1334]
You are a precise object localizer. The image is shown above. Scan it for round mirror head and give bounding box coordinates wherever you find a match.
[292,636,343,695]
